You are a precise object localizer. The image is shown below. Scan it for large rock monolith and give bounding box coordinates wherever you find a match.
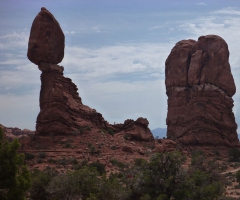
[165,35,238,147]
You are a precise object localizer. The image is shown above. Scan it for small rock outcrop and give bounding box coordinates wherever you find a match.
[27,8,154,140]
[165,35,238,147]
[113,118,154,142]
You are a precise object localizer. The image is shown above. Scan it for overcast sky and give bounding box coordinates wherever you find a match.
[1,0,240,131]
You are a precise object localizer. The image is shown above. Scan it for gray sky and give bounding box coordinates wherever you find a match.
[1,0,240,131]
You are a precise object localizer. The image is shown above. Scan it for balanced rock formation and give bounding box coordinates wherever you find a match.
[27,7,64,65]
[27,8,154,140]
[165,35,238,147]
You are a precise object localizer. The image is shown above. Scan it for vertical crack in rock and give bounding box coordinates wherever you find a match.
[165,35,238,147]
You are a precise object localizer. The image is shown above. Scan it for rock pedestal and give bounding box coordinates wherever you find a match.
[165,35,238,147]
[36,62,108,135]
[27,8,154,140]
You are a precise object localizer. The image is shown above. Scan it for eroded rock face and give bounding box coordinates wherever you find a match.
[36,62,108,135]
[165,35,238,147]
[28,8,154,140]
[27,7,64,65]
[112,118,154,142]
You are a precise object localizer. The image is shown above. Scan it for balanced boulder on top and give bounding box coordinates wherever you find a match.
[27,7,64,65]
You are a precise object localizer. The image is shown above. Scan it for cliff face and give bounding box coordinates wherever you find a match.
[165,35,238,147]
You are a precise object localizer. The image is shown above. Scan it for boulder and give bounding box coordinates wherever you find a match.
[122,145,133,153]
[165,35,239,147]
[112,118,154,142]
[27,7,64,65]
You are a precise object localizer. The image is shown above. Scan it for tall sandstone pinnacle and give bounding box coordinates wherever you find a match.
[27,7,108,135]
[165,35,239,147]
[27,8,154,141]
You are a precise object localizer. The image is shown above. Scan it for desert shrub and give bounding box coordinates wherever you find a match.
[236,170,240,184]
[25,152,35,160]
[29,168,58,200]
[110,145,117,150]
[124,134,129,140]
[71,158,78,165]
[110,158,126,169]
[66,139,74,143]
[64,142,71,148]
[134,158,147,167]
[31,134,37,141]
[78,125,92,135]
[107,128,115,136]
[140,194,151,200]
[57,158,67,166]
[37,158,43,164]
[96,175,131,200]
[125,152,187,199]
[79,126,85,134]
[86,125,92,131]
[88,143,100,155]
[71,164,82,170]
[191,150,205,166]
[38,152,46,158]
[0,127,31,200]
[47,167,99,200]
[229,148,240,162]
[47,158,57,164]
[89,161,106,175]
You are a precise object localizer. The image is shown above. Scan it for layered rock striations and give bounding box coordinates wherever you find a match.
[36,62,108,135]
[112,118,154,141]
[27,8,154,140]
[165,35,238,146]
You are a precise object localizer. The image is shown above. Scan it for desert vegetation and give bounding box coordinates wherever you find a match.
[27,150,227,200]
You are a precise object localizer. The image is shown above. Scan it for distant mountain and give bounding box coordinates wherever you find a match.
[151,129,240,141]
[151,128,167,139]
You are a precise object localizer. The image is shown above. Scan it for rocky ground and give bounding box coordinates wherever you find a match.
[15,129,240,199]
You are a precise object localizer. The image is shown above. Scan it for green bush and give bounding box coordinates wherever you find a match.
[37,158,43,164]
[48,158,57,164]
[38,152,46,158]
[71,158,78,165]
[25,152,35,160]
[89,161,106,175]
[109,158,126,169]
[124,134,129,140]
[236,170,240,184]
[229,148,240,162]
[0,127,31,200]
[29,168,58,200]
[107,128,115,136]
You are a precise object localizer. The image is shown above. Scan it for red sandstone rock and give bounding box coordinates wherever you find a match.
[122,145,133,153]
[154,139,176,153]
[27,7,64,65]
[36,62,108,135]
[27,8,154,140]
[165,35,238,147]
[112,118,154,142]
